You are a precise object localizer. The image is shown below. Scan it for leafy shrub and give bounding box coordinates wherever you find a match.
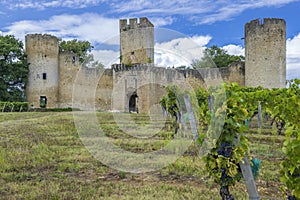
[0,102,29,112]
[29,107,80,112]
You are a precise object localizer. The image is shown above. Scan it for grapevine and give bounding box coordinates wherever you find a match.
[160,79,300,199]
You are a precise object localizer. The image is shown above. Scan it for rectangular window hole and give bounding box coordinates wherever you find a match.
[40,96,47,108]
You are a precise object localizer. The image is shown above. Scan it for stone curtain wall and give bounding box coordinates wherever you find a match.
[58,53,113,110]
[25,33,245,111]
[111,63,245,113]
[58,52,80,108]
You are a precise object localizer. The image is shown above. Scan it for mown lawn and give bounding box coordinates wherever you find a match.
[0,112,285,199]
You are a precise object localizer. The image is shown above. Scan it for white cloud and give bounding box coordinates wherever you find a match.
[148,17,174,27]
[154,35,211,67]
[4,13,119,44]
[92,49,119,67]
[222,44,244,56]
[92,35,212,68]
[287,34,300,79]
[108,0,299,25]
[5,0,106,9]
[4,0,298,25]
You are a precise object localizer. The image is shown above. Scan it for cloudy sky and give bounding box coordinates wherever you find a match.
[0,0,299,79]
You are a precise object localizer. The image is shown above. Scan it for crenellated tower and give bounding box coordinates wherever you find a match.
[245,18,286,88]
[120,17,154,65]
[25,34,59,108]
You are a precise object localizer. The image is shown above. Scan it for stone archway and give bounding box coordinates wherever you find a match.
[129,92,138,113]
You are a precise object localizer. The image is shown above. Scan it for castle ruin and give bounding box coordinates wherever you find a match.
[25,17,286,112]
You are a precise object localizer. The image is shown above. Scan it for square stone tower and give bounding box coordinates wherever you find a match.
[245,18,286,88]
[120,17,154,65]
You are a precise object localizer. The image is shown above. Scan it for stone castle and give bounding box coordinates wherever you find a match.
[25,18,286,113]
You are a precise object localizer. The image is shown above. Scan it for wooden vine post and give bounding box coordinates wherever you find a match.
[183,95,198,140]
[239,158,260,200]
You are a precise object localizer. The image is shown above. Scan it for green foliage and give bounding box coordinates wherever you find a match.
[59,39,94,63]
[203,80,299,195]
[202,83,250,187]
[277,79,300,198]
[161,83,250,187]
[83,54,105,69]
[147,57,152,64]
[160,85,181,117]
[0,35,29,102]
[192,45,244,68]
[29,107,80,112]
[0,102,29,112]
[194,87,209,126]
[161,79,300,198]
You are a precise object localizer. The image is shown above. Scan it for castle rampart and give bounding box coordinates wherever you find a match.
[111,63,245,112]
[25,17,285,112]
[58,52,80,108]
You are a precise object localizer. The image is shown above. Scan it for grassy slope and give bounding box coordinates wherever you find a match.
[0,112,285,199]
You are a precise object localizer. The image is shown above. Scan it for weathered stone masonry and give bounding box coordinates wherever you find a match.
[25,17,286,112]
[120,17,154,65]
[245,18,286,88]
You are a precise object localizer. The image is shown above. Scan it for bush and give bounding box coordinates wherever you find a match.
[0,102,29,112]
[29,107,80,112]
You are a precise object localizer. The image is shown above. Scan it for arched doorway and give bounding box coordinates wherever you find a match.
[129,92,138,113]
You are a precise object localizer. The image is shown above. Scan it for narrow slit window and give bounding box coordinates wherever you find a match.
[42,73,47,80]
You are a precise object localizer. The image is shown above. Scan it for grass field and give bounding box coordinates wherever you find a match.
[0,112,285,199]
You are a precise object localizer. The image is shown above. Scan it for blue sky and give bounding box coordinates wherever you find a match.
[0,0,299,79]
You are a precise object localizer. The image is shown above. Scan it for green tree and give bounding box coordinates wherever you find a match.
[192,45,244,68]
[0,35,29,102]
[83,54,105,69]
[59,39,104,68]
[59,39,94,63]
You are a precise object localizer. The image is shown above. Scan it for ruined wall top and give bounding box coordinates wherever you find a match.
[120,17,154,31]
[25,33,59,42]
[111,63,244,80]
[245,18,286,33]
[112,63,154,72]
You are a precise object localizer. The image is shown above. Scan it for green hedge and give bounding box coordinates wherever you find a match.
[30,107,80,112]
[0,103,81,112]
[0,102,29,112]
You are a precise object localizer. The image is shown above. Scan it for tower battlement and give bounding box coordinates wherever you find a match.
[26,33,58,41]
[245,18,286,35]
[120,17,154,31]
[112,63,154,72]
